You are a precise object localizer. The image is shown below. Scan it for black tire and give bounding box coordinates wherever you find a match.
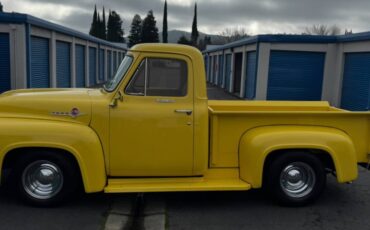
[13,150,80,207]
[264,152,326,206]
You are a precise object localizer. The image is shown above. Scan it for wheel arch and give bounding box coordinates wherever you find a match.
[239,125,358,188]
[0,142,106,193]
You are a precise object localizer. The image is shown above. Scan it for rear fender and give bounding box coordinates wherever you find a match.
[239,126,358,188]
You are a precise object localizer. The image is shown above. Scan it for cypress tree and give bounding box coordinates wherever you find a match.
[102,7,106,40]
[162,0,168,43]
[97,12,101,38]
[128,14,142,47]
[89,5,98,37]
[191,3,199,46]
[107,11,125,43]
[141,10,159,43]
[0,2,3,12]
[107,10,113,41]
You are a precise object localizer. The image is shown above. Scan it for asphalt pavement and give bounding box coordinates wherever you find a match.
[166,168,370,230]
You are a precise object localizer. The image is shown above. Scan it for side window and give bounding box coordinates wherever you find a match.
[126,58,188,97]
[125,60,146,95]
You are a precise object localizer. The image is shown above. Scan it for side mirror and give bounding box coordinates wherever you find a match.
[109,90,123,108]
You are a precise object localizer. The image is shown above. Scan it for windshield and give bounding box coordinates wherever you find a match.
[104,55,133,91]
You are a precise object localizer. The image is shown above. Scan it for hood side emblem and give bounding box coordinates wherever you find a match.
[50,108,86,118]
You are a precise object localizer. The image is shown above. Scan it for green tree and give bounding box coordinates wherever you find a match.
[107,10,125,43]
[128,14,142,47]
[177,35,191,45]
[89,5,99,37]
[141,10,159,43]
[198,35,212,50]
[191,3,199,46]
[97,12,103,39]
[162,0,168,43]
[101,7,106,40]
[0,1,3,12]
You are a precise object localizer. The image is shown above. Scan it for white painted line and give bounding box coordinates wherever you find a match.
[105,214,130,230]
[104,196,134,230]
[143,195,166,230]
[144,214,166,230]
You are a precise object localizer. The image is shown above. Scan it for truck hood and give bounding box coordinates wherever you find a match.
[0,88,95,125]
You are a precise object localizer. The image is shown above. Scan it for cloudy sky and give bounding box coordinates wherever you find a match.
[2,0,370,36]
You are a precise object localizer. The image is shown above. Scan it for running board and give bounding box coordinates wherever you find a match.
[104,177,251,193]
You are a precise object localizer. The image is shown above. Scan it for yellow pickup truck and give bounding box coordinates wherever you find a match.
[0,44,368,207]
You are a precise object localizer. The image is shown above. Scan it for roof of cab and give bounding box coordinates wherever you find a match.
[130,43,203,59]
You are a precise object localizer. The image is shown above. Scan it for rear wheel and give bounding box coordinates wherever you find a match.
[265,152,326,206]
[14,151,80,207]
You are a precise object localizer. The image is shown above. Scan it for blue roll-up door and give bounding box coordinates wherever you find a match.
[113,51,117,73]
[218,55,224,86]
[107,50,112,79]
[245,51,257,99]
[56,41,71,88]
[0,33,10,93]
[75,45,85,87]
[225,54,232,90]
[212,56,217,84]
[267,51,325,101]
[89,47,96,86]
[30,36,50,88]
[207,56,212,82]
[99,49,105,81]
[341,53,370,111]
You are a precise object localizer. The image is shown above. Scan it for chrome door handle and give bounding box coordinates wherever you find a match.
[174,109,193,115]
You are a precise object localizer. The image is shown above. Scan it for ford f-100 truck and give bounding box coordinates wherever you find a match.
[0,44,369,206]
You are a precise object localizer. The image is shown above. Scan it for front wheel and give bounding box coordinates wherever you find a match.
[14,152,80,207]
[265,152,326,206]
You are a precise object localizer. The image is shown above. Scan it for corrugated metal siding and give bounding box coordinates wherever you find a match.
[99,48,105,81]
[30,36,50,88]
[107,50,112,79]
[89,47,96,86]
[245,51,257,99]
[341,53,370,111]
[267,51,325,100]
[0,33,11,93]
[75,45,85,87]
[218,55,224,86]
[56,41,71,87]
[225,54,232,90]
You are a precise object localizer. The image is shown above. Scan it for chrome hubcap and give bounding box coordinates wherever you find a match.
[22,160,64,200]
[280,162,316,198]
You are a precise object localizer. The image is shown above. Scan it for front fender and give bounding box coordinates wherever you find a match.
[0,118,106,193]
[239,126,358,188]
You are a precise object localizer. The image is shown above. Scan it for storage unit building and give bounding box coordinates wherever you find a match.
[0,12,127,91]
[204,33,370,110]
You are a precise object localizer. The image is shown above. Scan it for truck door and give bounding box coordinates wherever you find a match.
[109,53,194,176]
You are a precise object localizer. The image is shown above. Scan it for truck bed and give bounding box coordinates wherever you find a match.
[208,100,370,167]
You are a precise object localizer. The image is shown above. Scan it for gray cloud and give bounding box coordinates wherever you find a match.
[3,0,370,36]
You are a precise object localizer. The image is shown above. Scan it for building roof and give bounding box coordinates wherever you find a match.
[204,32,370,53]
[0,12,126,50]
